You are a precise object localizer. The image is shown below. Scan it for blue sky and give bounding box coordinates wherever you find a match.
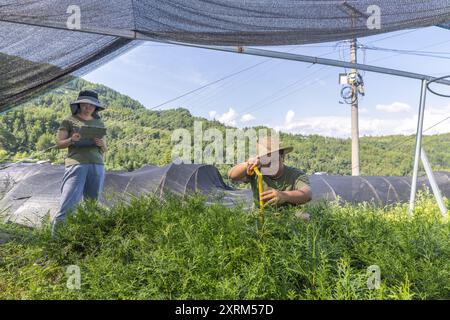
[84,26,450,138]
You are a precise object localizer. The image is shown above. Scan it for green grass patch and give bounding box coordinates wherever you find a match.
[0,192,449,299]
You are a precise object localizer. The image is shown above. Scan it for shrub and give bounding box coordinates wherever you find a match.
[0,192,448,299]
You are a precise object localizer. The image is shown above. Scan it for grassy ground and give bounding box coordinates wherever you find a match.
[0,192,449,300]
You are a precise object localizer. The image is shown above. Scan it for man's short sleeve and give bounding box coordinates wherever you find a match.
[59,118,72,132]
[294,171,310,190]
[241,172,253,183]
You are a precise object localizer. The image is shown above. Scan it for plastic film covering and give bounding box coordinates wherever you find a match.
[310,173,450,206]
[0,162,253,227]
[0,162,449,227]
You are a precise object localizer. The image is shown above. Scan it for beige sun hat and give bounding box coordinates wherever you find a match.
[256,136,293,158]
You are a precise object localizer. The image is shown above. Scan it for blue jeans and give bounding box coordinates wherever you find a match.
[52,163,105,235]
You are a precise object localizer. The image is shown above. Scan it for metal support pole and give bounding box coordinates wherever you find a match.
[350,38,360,176]
[420,147,448,216]
[409,80,427,215]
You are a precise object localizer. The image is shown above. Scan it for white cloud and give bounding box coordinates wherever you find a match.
[285,110,295,124]
[275,116,351,137]
[359,107,369,114]
[274,103,450,137]
[184,70,209,86]
[209,110,217,119]
[428,104,450,115]
[210,109,256,126]
[376,102,411,113]
[315,78,327,87]
[240,113,255,123]
[213,108,238,126]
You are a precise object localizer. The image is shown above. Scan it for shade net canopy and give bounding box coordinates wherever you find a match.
[1,162,448,227]
[1,1,450,112]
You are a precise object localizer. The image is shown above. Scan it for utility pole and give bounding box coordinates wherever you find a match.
[341,2,361,176]
[350,38,360,176]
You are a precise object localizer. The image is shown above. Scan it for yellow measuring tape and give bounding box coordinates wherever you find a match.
[248,166,264,215]
[253,167,264,211]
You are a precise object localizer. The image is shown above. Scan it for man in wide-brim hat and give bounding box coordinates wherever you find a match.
[228,136,312,209]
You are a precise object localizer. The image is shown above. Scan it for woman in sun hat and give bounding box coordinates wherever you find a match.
[51,89,108,235]
[227,136,312,210]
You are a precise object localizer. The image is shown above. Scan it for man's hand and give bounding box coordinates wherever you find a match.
[246,156,261,175]
[260,189,288,206]
[262,187,312,206]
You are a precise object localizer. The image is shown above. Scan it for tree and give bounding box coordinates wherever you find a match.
[1,77,448,175]
[36,133,55,151]
[0,149,9,162]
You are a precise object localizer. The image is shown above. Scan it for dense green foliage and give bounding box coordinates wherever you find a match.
[0,192,448,299]
[0,78,448,177]
[1,79,448,300]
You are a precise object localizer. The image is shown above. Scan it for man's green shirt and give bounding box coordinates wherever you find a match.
[59,115,106,167]
[248,165,310,208]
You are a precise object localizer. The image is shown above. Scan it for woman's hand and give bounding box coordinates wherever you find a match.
[94,137,105,148]
[71,132,81,142]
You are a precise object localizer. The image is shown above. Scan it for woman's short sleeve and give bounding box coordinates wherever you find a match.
[59,118,72,132]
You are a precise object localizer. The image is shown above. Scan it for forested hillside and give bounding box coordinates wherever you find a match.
[0,78,448,177]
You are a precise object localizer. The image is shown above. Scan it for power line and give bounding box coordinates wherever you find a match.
[149,59,269,110]
[360,44,450,60]
[148,28,422,113]
[350,115,450,172]
[230,31,427,117]
[226,44,358,116]
[384,115,450,151]
[165,45,339,112]
[243,37,450,118]
[150,45,312,110]
[189,30,420,110]
[364,47,450,56]
[183,58,286,111]
[151,31,421,112]
[366,29,420,44]
[238,67,329,116]
[3,29,438,167]
[73,31,431,137]
[197,58,335,116]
